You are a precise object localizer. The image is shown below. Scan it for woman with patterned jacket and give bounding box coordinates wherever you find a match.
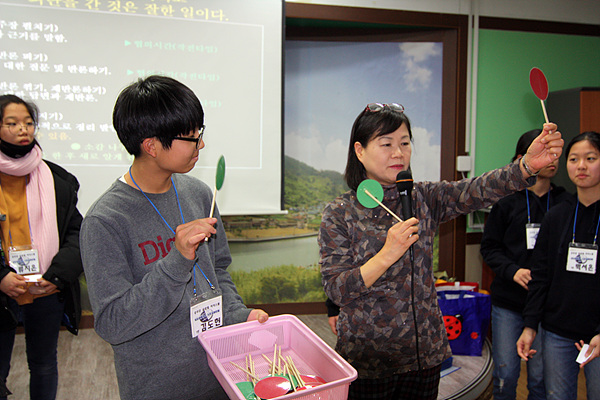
[318,102,563,400]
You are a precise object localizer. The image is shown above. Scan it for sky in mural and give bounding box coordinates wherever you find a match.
[285,40,443,182]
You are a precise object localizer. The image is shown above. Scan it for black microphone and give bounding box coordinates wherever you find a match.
[395,171,414,221]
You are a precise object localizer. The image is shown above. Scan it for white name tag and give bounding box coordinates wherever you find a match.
[526,223,541,250]
[190,290,223,337]
[567,243,597,274]
[9,248,40,275]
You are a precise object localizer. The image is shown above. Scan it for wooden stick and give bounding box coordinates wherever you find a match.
[261,353,272,370]
[272,345,277,376]
[209,185,217,218]
[541,99,549,124]
[277,346,281,375]
[286,356,305,388]
[251,356,257,385]
[249,354,255,384]
[245,355,250,383]
[205,186,218,242]
[230,361,260,381]
[364,189,403,222]
[283,364,295,392]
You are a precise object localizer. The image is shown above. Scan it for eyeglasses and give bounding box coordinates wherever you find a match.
[365,103,405,113]
[173,125,205,149]
[1,122,36,135]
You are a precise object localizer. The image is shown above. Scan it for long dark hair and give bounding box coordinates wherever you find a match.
[0,94,39,126]
[344,105,412,191]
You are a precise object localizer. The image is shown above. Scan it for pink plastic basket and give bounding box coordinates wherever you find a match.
[198,314,357,400]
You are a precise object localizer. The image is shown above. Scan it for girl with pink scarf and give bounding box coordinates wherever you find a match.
[0,95,83,400]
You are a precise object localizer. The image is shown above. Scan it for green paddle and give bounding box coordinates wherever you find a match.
[356,179,403,222]
[209,155,226,218]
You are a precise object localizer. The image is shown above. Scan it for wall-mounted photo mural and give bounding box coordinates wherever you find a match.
[226,40,443,305]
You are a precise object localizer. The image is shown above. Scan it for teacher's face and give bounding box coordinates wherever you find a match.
[354,123,412,186]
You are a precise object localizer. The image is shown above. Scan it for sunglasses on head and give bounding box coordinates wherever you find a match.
[365,103,405,113]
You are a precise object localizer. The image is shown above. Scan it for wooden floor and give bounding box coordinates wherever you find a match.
[5,314,588,399]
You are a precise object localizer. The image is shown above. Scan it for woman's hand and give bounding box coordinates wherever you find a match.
[517,327,537,361]
[247,308,269,323]
[380,217,420,264]
[575,335,600,368]
[0,272,27,298]
[522,123,564,176]
[360,217,419,288]
[174,217,217,260]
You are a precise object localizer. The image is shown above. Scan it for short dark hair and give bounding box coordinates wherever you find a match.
[512,129,542,162]
[565,131,600,159]
[0,94,39,126]
[344,105,413,191]
[112,75,204,156]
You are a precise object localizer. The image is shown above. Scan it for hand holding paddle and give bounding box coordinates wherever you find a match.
[522,122,563,173]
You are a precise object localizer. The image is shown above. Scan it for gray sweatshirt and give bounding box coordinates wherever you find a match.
[80,174,250,400]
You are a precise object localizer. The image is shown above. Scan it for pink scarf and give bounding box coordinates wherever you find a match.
[0,145,59,274]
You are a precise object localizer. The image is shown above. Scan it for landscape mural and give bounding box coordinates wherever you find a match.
[226,40,443,305]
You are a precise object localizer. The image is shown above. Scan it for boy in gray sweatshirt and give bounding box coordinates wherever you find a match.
[80,75,268,400]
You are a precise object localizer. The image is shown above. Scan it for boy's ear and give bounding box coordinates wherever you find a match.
[141,137,158,158]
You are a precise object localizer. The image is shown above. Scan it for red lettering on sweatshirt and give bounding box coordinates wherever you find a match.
[138,236,176,265]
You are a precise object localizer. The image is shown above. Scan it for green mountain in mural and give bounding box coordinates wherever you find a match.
[284,155,348,210]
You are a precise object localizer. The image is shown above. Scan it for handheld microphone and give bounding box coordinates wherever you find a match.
[395,171,414,221]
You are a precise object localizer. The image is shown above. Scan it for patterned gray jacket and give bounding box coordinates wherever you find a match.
[318,160,533,378]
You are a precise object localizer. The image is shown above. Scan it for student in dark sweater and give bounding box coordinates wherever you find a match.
[518,131,600,400]
[481,129,572,400]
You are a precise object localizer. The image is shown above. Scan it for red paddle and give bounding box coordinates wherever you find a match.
[296,375,326,390]
[253,376,291,399]
[529,67,550,123]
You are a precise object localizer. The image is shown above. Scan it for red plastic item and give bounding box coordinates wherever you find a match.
[529,67,549,101]
[254,376,292,399]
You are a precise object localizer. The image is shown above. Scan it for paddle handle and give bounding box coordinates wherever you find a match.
[209,185,217,218]
[364,190,403,222]
[205,186,218,242]
[540,99,549,124]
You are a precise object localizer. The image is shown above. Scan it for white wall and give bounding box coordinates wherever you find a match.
[287,0,600,25]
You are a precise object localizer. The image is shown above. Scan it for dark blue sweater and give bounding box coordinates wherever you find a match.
[480,185,571,312]
[523,197,600,342]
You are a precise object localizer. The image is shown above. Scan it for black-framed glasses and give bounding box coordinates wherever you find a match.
[365,103,404,113]
[173,125,205,149]
[1,122,37,135]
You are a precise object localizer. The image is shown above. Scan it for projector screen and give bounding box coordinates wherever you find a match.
[0,0,283,216]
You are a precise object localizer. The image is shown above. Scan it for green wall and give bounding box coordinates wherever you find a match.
[474,30,600,174]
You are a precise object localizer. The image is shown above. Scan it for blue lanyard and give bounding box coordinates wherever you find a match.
[525,189,550,224]
[571,199,600,245]
[128,168,215,293]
